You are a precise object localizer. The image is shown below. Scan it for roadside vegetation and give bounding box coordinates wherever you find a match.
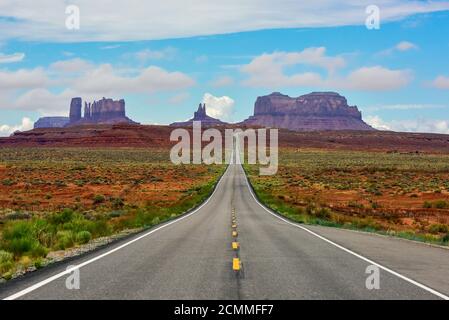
[0,148,224,280]
[245,148,449,246]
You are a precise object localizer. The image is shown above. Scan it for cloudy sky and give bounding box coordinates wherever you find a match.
[1,0,449,135]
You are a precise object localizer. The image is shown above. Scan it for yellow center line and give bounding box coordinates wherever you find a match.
[232,258,241,271]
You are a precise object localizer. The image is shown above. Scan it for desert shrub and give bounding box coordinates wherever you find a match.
[49,208,74,225]
[348,201,364,209]
[443,233,449,243]
[151,217,160,225]
[314,207,331,219]
[88,220,111,237]
[2,179,15,186]
[108,210,124,218]
[371,202,381,209]
[29,243,48,258]
[428,224,449,234]
[55,231,74,250]
[75,231,92,244]
[93,194,106,204]
[423,201,432,209]
[2,220,33,241]
[434,200,448,209]
[110,197,124,209]
[0,220,49,258]
[5,211,32,220]
[0,250,14,274]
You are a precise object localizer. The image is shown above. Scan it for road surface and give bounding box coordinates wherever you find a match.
[1,161,448,300]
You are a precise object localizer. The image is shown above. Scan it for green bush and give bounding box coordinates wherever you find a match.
[93,194,106,204]
[110,197,124,209]
[1,220,48,258]
[151,217,160,225]
[0,250,14,275]
[2,221,33,240]
[434,200,448,209]
[75,231,92,244]
[2,179,15,186]
[49,209,74,225]
[428,224,449,234]
[29,243,48,258]
[443,233,449,243]
[55,230,74,250]
[423,201,432,209]
[0,250,13,264]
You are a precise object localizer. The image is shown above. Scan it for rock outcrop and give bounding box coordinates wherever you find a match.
[34,97,138,128]
[69,97,137,126]
[34,117,70,129]
[242,92,374,131]
[170,103,228,127]
[69,97,82,123]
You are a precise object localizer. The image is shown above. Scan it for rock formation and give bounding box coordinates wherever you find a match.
[34,97,138,128]
[34,117,70,129]
[242,92,374,131]
[69,97,82,123]
[170,103,228,127]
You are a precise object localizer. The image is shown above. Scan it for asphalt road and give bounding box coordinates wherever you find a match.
[1,161,448,300]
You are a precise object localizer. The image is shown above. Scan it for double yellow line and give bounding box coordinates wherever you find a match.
[231,207,241,272]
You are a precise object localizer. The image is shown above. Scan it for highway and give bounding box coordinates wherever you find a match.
[1,159,449,299]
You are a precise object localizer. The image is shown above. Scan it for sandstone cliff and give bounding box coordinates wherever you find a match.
[242,92,374,131]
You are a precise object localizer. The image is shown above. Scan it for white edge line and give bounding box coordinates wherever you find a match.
[3,164,231,300]
[240,164,449,300]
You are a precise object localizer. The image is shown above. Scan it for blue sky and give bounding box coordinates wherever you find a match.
[1,1,449,135]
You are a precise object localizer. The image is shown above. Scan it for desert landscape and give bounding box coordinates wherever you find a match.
[2,92,449,281]
[0,146,224,280]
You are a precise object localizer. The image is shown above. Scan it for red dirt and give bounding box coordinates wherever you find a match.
[2,125,449,154]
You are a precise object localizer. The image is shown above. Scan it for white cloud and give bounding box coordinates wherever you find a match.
[365,115,449,134]
[0,52,25,64]
[0,68,48,90]
[364,115,392,131]
[343,66,412,91]
[211,75,234,87]
[0,117,33,136]
[241,49,412,91]
[378,41,418,56]
[0,58,195,115]
[1,1,448,42]
[49,58,94,73]
[395,41,418,51]
[432,76,449,89]
[134,47,177,62]
[73,64,195,95]
[202,93,235,121]
[13,89,75,116]
[242,48,344,74]
[241,48,343,88]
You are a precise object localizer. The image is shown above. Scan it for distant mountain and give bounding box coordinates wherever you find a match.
[34,97,139,129]
[170,103,228,127]
[34,117,70,129]
[242,92,374,131]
